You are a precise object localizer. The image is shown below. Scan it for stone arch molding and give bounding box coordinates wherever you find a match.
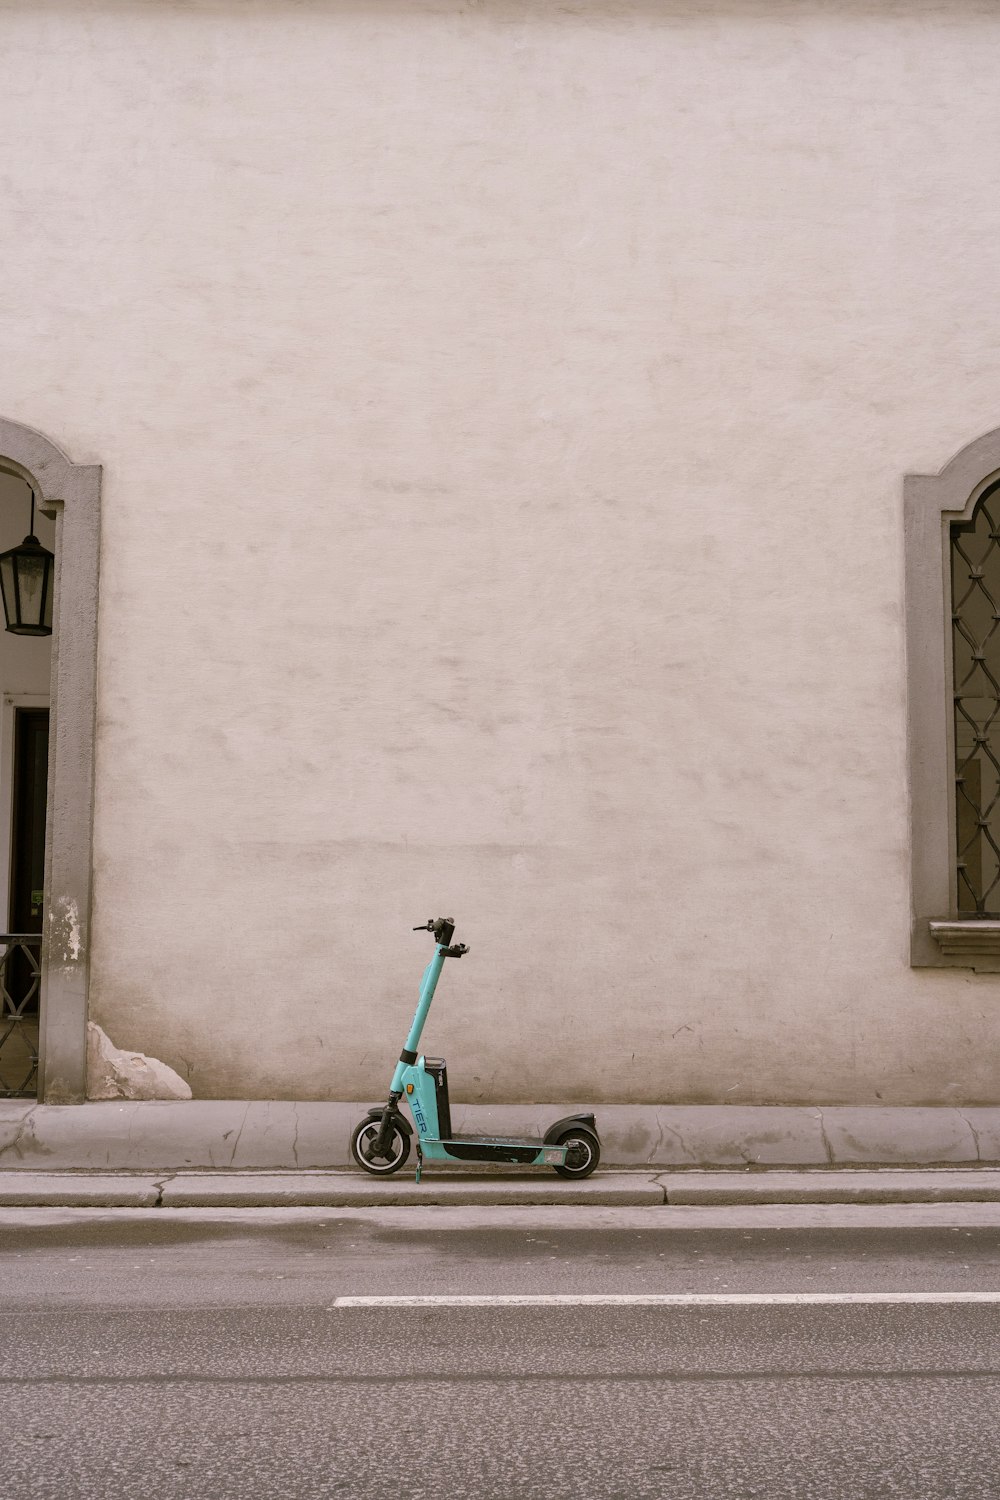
[905,425,1000,969]
[0,417,100,1099]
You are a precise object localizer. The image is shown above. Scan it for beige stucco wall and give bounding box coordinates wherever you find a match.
[1,0,999,1103]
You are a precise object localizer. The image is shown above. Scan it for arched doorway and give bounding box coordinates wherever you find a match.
[0,468,53,1095]
[0,419,100,1103]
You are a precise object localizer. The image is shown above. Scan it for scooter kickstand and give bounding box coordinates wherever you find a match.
[415,1142,423,1185]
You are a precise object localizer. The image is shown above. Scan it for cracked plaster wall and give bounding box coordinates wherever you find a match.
[1,0,999,1104]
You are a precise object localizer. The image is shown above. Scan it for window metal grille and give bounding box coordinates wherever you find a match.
[0,934,41,1098]
[951,482,1000,915]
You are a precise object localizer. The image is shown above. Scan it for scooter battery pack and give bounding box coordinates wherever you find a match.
[423,1056,452,1137]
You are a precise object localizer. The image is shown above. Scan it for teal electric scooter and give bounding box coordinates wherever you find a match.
[350,918,601,1181]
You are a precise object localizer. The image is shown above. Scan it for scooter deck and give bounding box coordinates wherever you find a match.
[432,1133,548,1165]
[444,1134,542,1147]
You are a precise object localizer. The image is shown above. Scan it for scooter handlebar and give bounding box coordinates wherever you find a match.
[412,917,463,950]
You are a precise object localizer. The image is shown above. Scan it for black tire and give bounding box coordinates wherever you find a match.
[350,1116,411,1176]
[552,1127,600,1179]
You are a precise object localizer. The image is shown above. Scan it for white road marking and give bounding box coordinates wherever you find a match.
[332,1292,1000,1307]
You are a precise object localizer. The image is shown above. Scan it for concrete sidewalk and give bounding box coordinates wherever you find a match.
[4,1168,1000,1208]
[3,1100,1000,1172]
[5,1099,1000,1206]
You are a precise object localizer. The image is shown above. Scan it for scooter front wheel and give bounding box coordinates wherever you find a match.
[351,1117,411,1176]
[552,1127,600,1179]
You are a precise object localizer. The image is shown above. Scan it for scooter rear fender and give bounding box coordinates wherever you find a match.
[543,1112,597,1145]
[363,1105,413,1137]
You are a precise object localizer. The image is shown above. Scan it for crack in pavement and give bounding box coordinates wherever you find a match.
[150,1174,176,1208]
[227,1103,251,1168]
[813,1108,835,1166]
[958,1110,983,1163]
[0,1105,38,1162]
[645,1114,665,1166]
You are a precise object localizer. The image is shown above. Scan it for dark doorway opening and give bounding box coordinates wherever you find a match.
[11,708,48,936]
[0,707,48,1096]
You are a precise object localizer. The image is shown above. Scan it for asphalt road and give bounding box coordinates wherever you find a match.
[3,1205,1000,1499]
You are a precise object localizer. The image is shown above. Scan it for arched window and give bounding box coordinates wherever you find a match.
[907,429,1000,969]
[951,481,1000,916]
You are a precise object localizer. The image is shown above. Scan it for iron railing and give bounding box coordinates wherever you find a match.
[0,934,41,1099]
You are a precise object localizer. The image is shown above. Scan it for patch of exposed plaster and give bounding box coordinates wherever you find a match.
[51,896,81,963]
[86,1024,192,1101]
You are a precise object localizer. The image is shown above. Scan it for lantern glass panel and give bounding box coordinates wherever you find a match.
[0,554,15,630]
[16,552,46,629]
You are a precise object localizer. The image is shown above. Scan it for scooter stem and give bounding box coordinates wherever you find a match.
[390,948,446,1091]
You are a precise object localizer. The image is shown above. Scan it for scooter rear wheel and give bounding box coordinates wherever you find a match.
[552,1127,600,1179]
[351,1117,411,1176]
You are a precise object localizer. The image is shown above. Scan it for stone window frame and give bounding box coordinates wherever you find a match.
[0,417,100,1099]
[906,425,1000,970]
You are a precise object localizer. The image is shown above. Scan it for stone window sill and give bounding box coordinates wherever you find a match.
[929,921,1000,971]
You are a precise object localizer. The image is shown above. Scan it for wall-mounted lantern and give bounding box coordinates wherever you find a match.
[0,488,54,636]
